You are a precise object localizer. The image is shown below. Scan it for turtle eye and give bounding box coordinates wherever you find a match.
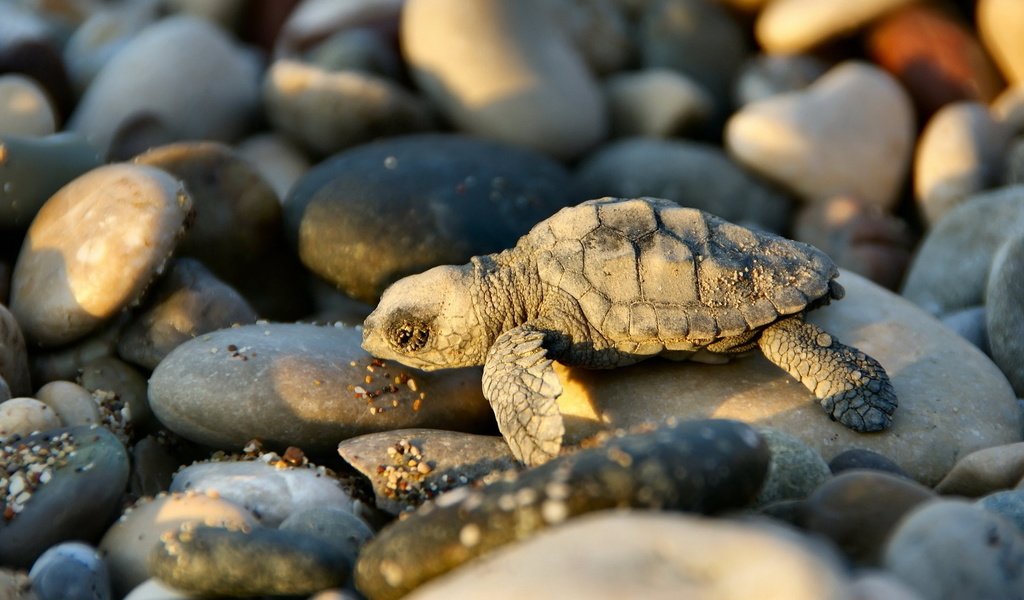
[392,320,430,352]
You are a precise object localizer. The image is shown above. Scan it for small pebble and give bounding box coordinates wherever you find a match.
[0,398,62,439]
[0,74,56,137]
[34,381,101,428]
[29,542,112,600]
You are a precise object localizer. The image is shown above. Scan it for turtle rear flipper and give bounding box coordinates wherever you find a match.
[482,325,565,466]
[758,316,897,432]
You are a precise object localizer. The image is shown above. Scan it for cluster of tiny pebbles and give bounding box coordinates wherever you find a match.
[207,439,334,478]
[90,388,131,443]
[1,431,75,520]
[347,358,425,415]
[375,438,440,505]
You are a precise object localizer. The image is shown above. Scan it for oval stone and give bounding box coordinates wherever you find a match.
[148,323,494,453]
[554,271,1021,486]
[401,0,606,159]
[29,542,112,600]
[284,134,579,303]
[10,164,192,347]
[0,74,56,137]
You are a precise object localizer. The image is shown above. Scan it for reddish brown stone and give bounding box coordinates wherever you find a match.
[867,5,1004,119]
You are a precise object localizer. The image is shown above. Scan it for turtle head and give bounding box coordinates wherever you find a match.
[362,264,488,370]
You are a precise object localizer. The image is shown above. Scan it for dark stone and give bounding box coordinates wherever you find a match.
[284,134,581,303]
[354,419,770,600]
[0,426,129,568]
[149,525,350,596]
[828,448,912,479]
[279,506,375,567]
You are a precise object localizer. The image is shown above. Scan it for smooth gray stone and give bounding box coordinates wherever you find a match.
[338,429,517,514]
[284,134,580,303]
[0,426,129,568]
[986,233,1024,396]
[29,542,112,600]
[280,506,374,567]
[149,525,350,597]
[941,305,990,355]
[149,323,494,453]
[884,500,1024,600]
[117,258,257,370]
[574,137,793,232]
[977,490,1024,533]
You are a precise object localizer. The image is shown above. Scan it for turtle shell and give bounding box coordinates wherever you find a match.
[526,197,838,352]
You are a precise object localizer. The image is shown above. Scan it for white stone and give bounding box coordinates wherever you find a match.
[0,74,56,137]
[726,61,914,210]
[407,512,851,600]
[757,0,916,54]
[555,271,1021,486]
[0,397,61,439]
[401,0,606,159]
[914,102,1010,226]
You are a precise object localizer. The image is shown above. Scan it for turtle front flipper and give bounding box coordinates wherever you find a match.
[758,316,897,432]
[482,324,565,466]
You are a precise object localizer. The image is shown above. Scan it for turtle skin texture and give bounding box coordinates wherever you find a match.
[362,197,897,466]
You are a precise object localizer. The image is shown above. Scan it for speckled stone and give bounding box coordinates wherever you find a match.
[553,271,1021,486]
[0,74,56,137]
[355,420,770,599]
[902,185,1024,316]
[726,61,914,210]
[29,542,111,600]
[573,137,792,232]
[149,525,350,597]
[404,512,850,600]
[934,441,1024,497]
[284,134,579,303]
[263,59,434,157]
[117,259,257,370]
[149,323,494,452]
[68,16,260,157]
[169,459,356,527]
[401,0,606,160]
[802,470,935,564]
[0,303,30,396]
[0,568,35,600]
[0,426,129,568]
[755,428,831,506]
[10,164,192,347]
[883,500,1024,600]
[98,491,258,597]
[756,0,916,53]
[338,429,517,514]
[0,133,101,230]
[986,233,1024,396]
[914,102,1010,226]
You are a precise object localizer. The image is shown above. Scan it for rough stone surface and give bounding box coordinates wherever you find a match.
[554,271,1021,486]
[574,138,793,232]
[355,420,770,600]
[914,101,1009,226]
[802,470,935,565]
[10,164,192,347]
[978,0,1024,85]
[883,500,1024,600]
[755,428,831,505]
[68,16,260,156]
[404,512,851,600]
[901,185,1024,316]
[338,429,517,514]
[264,59,434,157]
[756,0,916,53]
[986,233,1024,396]
[284,134,579,303]
[934,441,1024,497]
[726,61,914,210]
[401,0,606,159]
[117,259,257,370]
[149,323,494,453]
[0,426,129,568]
[29,542,112,600]
[149,525,350,597]
[99,491,257,597]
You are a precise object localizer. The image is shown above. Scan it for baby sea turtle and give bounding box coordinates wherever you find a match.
[362,197,897,466]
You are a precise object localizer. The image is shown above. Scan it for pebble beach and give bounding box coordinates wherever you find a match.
[1,0,1024,599]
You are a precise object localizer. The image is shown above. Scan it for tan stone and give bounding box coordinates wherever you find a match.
[556,271,1021,486]
[757,0,916,54]
[978,0,1024,84]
